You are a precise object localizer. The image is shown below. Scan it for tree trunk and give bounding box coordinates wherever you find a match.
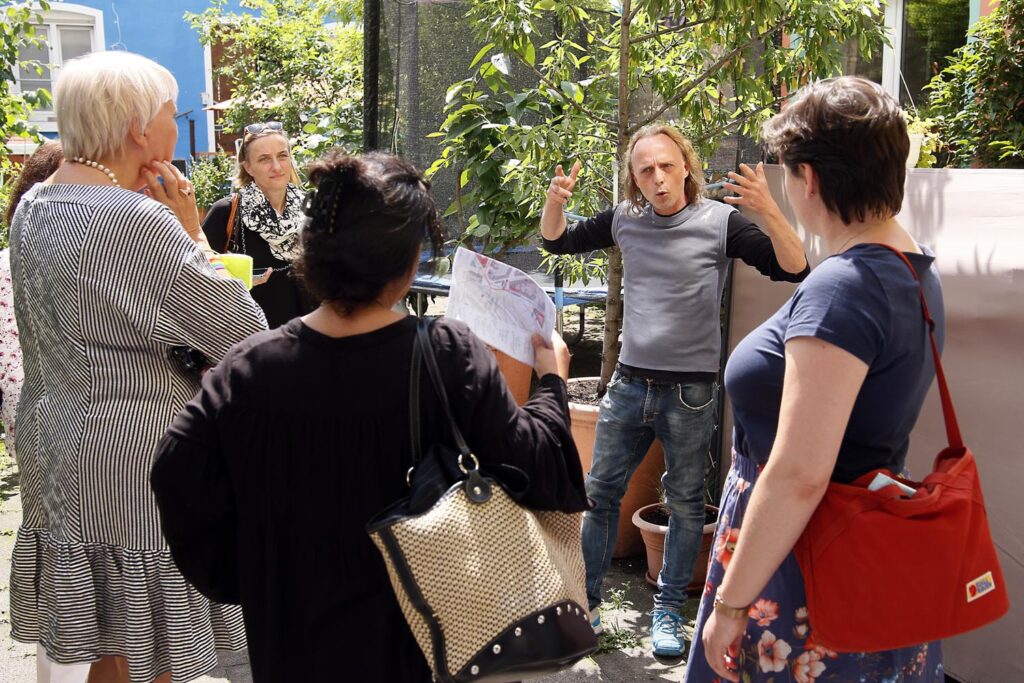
[598,0,632,393]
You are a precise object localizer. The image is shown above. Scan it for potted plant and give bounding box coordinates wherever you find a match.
[904,112,941,169]
[632,501,719,591]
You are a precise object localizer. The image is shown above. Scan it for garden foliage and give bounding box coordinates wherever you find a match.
[428,0,887,383]
[1,1,51,245]
[927,0,1024,168]
[187,0,363,168]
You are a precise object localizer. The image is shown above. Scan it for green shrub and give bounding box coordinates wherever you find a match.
[926,0,1024,168]
[0,159,21,248]
[189,155,236,209]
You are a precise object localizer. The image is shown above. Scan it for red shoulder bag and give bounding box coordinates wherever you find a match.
[793,246,1009,653]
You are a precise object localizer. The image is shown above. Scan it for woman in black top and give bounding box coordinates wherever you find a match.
[151,150,589,682]
[202,122,315,327]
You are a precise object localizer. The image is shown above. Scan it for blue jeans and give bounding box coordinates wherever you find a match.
[582,370,718,612]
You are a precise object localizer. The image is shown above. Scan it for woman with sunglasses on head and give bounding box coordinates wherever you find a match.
[202,121,316,328]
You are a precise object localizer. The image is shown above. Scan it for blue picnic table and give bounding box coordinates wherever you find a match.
[410,244,607,345]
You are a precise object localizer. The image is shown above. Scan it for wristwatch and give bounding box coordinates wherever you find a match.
[713,590,750,620]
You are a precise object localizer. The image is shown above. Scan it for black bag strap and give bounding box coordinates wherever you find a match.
[407,318,478,485]
[409,325,424,465]
[414,319,473,460]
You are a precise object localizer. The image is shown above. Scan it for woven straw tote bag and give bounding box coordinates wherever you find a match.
[367,320,596,682]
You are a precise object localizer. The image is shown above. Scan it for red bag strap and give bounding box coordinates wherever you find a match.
[874,244,963,450]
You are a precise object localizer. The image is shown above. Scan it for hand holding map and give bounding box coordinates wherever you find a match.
[446,247,556,366]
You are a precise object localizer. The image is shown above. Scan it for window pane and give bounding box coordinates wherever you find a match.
[17,26,51,93]
[900,0,969,109]
[59,27,93,63]
[842,38,883,84]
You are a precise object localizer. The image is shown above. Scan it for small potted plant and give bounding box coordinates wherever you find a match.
[904,112,941,169]
[632,496,719,591]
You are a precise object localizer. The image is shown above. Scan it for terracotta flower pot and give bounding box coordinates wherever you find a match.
[492,349,532,406]
[569,378,665,558]
[632,502,719,592]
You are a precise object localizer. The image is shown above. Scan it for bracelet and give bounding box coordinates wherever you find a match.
[713,590,750,621]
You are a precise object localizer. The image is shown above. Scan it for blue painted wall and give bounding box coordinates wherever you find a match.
[51,0,246,159]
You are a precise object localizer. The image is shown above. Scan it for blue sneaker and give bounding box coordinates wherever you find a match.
[651,608,684,657]
[590,608,603,635]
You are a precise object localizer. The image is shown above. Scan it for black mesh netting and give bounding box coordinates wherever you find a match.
[370,0,764,246]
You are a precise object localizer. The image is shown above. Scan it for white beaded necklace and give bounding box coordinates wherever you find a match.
[70,156,120,186]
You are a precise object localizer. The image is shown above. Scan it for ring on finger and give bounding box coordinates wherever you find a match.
[179,187,192,196]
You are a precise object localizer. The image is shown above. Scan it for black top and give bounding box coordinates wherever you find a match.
[203,195,316,328]
[150,316,589,682]
[543,206,810,282]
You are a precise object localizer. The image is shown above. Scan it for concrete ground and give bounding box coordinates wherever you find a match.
[0,452,695,682]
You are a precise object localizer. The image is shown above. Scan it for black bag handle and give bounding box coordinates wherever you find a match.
[408,326,423,466]
[408,319,478,480]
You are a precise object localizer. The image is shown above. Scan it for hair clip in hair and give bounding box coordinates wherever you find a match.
[303,176,341,233]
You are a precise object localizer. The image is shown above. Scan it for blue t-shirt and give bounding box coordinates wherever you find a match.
[725,244,945,483]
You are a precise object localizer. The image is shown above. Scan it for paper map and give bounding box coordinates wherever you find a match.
[446,247,556,365]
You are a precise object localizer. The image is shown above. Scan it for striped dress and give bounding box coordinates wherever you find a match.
[7,184,268,682]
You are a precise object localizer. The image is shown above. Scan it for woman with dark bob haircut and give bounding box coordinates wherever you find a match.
[151,150,590,681]
[686,76,945,682]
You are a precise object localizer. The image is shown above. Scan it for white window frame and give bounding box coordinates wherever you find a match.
[877,0,978,108]
[879,0,904,103]
[11,3,105,133]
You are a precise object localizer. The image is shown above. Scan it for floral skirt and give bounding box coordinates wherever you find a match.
[683,451,943,683]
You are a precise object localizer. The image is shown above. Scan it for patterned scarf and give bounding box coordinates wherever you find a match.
[238,182,305,262]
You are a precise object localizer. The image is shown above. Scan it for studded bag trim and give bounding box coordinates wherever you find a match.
[366,318,597,682]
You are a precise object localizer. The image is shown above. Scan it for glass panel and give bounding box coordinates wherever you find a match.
[900,0,969,109]
[59,27,93,63]
[841,38,883,84]
[17,26,51,94]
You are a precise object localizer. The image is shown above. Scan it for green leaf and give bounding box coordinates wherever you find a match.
[445,82,466,105]
[469,43,495,69]
[522,41,536,67]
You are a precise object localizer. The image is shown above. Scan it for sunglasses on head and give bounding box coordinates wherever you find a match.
[244,121,284,136]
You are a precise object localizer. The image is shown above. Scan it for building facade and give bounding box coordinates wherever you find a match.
[7,0,247,160]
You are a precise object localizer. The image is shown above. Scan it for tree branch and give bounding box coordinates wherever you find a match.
[699,93,790,144]
[564,130,619,145]
[632,17,788,132]
[633,16,713,43]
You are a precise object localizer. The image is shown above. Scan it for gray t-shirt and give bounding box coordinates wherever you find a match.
[612,200,734,372]
[543,199,807,374]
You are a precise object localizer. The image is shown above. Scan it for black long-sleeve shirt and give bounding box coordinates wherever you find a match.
[203,196,316,328]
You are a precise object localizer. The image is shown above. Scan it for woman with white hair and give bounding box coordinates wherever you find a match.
[7,51,267,683]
